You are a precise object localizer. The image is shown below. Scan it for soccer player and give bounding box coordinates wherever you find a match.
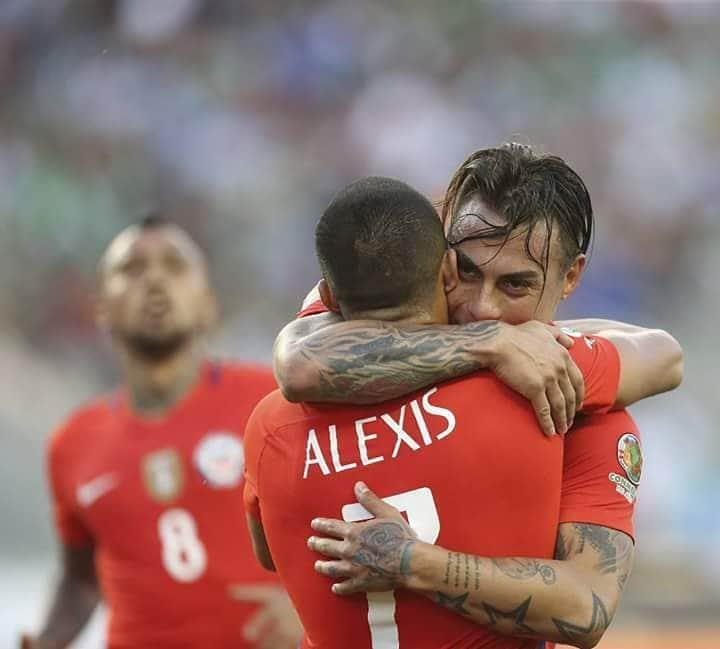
[243,177,676,649]
[274,146,682,648]
[22,217,302,649]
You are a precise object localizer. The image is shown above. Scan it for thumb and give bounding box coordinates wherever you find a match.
[19,635,33,649]
[354,482,401,520]
[228,583,279,603]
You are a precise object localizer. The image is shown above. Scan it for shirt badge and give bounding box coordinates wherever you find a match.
[617,432,643,485]
[194,432,244,489]
[142,448,184,503]
[608,432,643,504]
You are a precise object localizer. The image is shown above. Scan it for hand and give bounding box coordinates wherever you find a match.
[229,584,303,649]
[308,482,418,595]
[489,321,585,436]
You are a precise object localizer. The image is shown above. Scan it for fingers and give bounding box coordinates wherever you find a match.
[558,371,576,431]
[19,635,33,649]
[242,604,275,644]
[308,535,346,559]
[229,583,279,602]
[530,392,556,437]
[310,518,350,539]
[546,381,568,436]
[354,482,401,520]
[567,356,585,415]
[314,559,359,579]
[332,575,370,596]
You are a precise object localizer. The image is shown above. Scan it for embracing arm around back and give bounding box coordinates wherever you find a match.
[309,484,633,649]
[559,318,684,408]
[274,313,584,436]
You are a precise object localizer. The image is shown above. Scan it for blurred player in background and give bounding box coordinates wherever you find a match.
[275,145,683,648]
[21,216,302,649]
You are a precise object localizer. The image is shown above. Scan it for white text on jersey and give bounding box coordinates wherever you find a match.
[303,387,456,479]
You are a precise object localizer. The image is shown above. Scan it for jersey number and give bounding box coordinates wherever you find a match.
[158,508,208,582]
[342,487,440,649]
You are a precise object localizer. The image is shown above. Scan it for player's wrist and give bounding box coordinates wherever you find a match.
[399,541,446,592]
[469,320,507,369]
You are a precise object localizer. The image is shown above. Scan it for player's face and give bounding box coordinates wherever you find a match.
[98,226,217,358]
[445,198,584,325]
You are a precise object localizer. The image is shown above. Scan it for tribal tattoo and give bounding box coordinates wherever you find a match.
[296,320,500,402]
[552,591,610,644]
[557,524,634,582]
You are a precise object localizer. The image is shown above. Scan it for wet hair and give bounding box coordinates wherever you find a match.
[442,143,593,275]
[315,176,447,316]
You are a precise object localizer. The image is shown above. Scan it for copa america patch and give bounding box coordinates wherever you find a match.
[194,433,244,488]
[607,432,643,504]
[617,433,643,485]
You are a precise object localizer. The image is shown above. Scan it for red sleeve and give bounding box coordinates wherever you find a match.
[566,333,620,414]
[243,396,272,522]
[559,410,642,541]
[47,419,94,547]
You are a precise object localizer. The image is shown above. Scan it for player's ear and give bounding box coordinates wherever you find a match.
[442,249,459,294]
[95,286,110,332]
[318,278,340,313]
[561,254,586,301]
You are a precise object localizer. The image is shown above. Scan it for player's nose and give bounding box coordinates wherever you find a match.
[468,294,503,322]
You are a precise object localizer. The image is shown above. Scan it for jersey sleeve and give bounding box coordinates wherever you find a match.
[243,397,272,522]
[566,333,621,414]
[296,283,330,318]
[559,410,642,541]
[47,420,94,547]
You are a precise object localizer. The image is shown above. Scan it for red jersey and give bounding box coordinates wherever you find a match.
[48,361,278,649]
[244,336,620,649]
[296,298,643,543]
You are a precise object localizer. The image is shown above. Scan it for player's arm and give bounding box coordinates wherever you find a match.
[246,513,276,571]
[275,312,584,436]
[558,319,683,408]
[309,484,631,649]
[22,544,100,649]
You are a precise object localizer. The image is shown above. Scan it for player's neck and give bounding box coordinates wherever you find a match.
[121,343,205,416]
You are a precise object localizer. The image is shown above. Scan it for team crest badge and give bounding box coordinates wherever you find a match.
[142,448,184,503]
[194,432,244,488]
[617,433,643,485]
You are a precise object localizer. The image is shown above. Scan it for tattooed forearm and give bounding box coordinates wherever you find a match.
[407,538,628,645]
[434,591,471,616]
[483,597,537,635]
[491,558,557,585]
[553,591,610,644]
[297,320,500,402]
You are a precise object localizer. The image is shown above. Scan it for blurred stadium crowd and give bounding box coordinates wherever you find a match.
[1,0,718,642]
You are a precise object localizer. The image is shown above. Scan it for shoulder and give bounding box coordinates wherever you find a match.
[48,395,115,458]
[568,409,641,450]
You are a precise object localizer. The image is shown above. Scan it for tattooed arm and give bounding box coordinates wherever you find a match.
[309,483,633,649]
[274,313,583,436]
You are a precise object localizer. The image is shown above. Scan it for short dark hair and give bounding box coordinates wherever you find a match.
[139,212,172,229]
[316,177,447,315]
[442,143,593,273]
